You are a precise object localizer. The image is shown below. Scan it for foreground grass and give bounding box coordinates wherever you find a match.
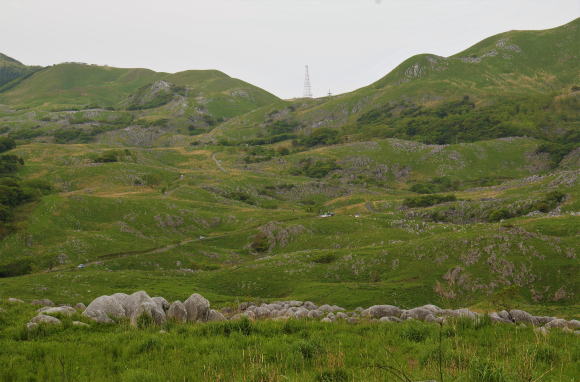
[0,303,578,381]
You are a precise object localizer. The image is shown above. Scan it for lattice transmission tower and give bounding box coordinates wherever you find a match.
[303,65,313,98]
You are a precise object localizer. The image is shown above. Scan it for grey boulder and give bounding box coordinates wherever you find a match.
[208,309,226,322]
[544,319,570,329]
[83,295,126,323]
[124,291,154,318]
[28,314,62,329]
[362,305,402,319]
[307,310,323,319]
[509,310,538,326]
[38,306,76,317]
[489,312,512,324]
[401,307,433,321]
[184,293,210,322]
[152,297,170,312]
[31,299,54,307]
[167,301,187,323]
[130,301,166,326]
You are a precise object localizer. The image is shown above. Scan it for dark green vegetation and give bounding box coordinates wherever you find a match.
[0,147,51,241]
[0,20,578,381]
[0,53,41,90]
[1,302,578,381]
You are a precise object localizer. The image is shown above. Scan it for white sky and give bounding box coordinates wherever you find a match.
[1,0,578,99]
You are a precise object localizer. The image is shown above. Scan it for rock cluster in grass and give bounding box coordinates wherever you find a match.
[12,294,579,335]
[81,291,225,325]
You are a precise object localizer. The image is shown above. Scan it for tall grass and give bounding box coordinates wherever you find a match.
[0,303,577,381]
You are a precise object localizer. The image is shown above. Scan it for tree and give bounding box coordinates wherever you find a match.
[0,137,16,153]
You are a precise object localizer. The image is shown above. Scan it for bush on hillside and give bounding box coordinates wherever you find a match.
[0,137,16,153]
[92,149,133,163]
[297,128,340,147]
[250,232,270,253]
[53,128,93,143]
[403,194,457,208]
[488,191,566,221]
[291,158,340,178]
[0,156,52,238]
[355,95,580,146]
[0,155,23,174]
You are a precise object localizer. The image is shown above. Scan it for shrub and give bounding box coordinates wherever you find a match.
[250,232,270,253]
[53,128,93,143]
[291,158,340,179]
[0,137,16,153]
[403,194,457,208]
[312,253,337,264]
[0,155,24,174]
[93,150,119,163]
[488,208,511,222]
[298,128,340,147]
[0,259,33,277]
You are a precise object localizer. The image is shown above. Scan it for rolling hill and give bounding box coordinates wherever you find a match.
[0,19,578,321]
[212,18,579,145]
[0,53,41,89]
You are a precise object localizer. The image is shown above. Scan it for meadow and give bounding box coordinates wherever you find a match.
[0,301,578,382]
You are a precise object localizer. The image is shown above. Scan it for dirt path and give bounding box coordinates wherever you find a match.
[41,214,308,274]
[211,153,227,173]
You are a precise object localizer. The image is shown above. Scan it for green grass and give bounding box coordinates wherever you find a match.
[0,136,576,315]
[0,302,578,381]
[0,19,578,380]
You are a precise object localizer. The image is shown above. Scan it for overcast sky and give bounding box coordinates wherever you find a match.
[1,0,578,99]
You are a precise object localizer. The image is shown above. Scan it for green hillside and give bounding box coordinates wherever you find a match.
[0,19,578,321]
[0,53,41,89]
[0,62,280,146]
[213,18,579,147]
[0,137,577,316]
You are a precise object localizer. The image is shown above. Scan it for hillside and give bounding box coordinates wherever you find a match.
[0,19,578,322]
[212,18,579,146]
[0,53,41,89]
[0,137,578,315]
[0,62,280,146]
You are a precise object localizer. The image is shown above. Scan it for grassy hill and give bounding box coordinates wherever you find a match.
[0,63,279,111]
[213,18,579,147]
[0,19,578,321]
[0,62,280,146]
[0,137,577,316]
[0,53,41,90]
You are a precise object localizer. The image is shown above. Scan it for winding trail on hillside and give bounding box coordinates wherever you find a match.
[43,214,308,273]
[211,153,227,173]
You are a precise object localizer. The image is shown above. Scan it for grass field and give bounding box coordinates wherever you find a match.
[0,301,578,382]
[0,138,577,317]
